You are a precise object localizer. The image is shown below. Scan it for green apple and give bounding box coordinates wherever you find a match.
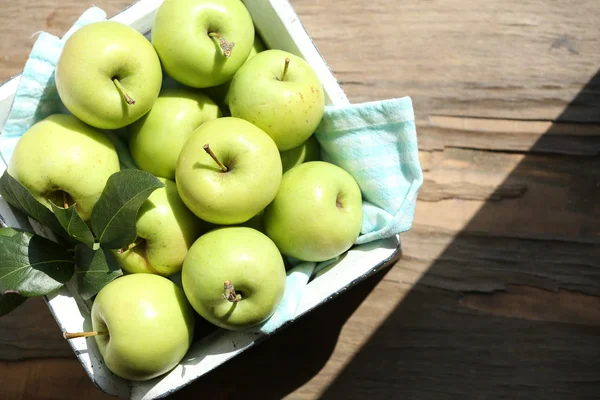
[55,21,162,130]
[264,161,363,262]
[112,178,206,276]
[176,117,282,225]
[7,114,120,220]
[229,49,325,151]
[181,226,286,330]
[280,135,321,173]
[152,0,255,88]
[90,274,195,381]
[128,88,222,180]
[202,33,267,106]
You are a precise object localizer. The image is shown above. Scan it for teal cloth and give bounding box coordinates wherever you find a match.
[0,7,422,336]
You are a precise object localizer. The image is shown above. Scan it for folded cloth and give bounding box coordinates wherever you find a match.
[0,7,423,336]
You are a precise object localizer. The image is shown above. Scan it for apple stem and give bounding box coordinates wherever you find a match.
[223,280,241,302]
[113,78,135,105]
[281,58,290,81]
[203,144,228,172]
[63,191,69,209]
[117,237,144,254]
[63,331,109,340]
[208,32,235,58]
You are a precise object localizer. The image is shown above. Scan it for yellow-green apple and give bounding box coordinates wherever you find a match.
[7,114,120,220]
[175,117,282,225]
[264,161,363,262]
[280,135,321,173]
[128,88,222,180]
[229,49,325,151]
[55,21,162,130]
[181,226,286,330]
[87,274,195,381]
[112,178,206,276]
[151,0,255,88]
[202,33,267,106]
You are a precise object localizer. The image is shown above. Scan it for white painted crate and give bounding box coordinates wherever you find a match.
[0,0,401,398]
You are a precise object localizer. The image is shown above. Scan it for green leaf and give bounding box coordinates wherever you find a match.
[74,244,122,300]
[50,202,95,248]
[0,230,75,297]
[0,171,67,239]
[0,290,27,317]
[0,227,21,238]
[91,169,164,249]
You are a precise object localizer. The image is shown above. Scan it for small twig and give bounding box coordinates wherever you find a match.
[222,280,241,302]
[203,144,228,172]
[113,78,135,105]
[209,32,235,58]
[63,331,109,340]
[281,58,290,81]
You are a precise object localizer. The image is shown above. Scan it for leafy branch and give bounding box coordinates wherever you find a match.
[0,169,164,316]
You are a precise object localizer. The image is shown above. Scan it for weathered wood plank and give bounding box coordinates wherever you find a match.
[402,224,600,297]
[0,359,113,400]
[417,147,600,242]
[0,298,73,361]
[292,0,600,121]
[417,119,600,156]
[0,1,131,83]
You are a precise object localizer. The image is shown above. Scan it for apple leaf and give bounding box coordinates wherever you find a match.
[0,171,68,239]
[0,228,75,297]
[90,169,164,249]
[74,244,122,300]
[50,202,95,248]
[0,226,21,237]
[0,290,27,317]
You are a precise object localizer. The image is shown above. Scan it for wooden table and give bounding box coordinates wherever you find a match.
[1,1,599,399]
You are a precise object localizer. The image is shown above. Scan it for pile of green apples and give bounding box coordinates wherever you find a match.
[5,0,364,382]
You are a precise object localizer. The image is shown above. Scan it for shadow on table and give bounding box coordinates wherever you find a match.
[314,72,600,398]
[171,70,600,399]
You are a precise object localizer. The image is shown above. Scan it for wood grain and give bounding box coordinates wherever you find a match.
[1,0,599,399]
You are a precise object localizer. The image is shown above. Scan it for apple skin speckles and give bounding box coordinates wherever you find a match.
[229,49,325,151]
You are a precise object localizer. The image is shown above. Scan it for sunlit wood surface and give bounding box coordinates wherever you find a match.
[1,0,599,398]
